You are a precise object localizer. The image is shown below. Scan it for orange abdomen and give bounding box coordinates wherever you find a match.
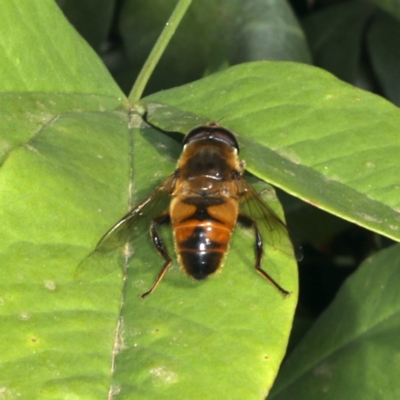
[174,220,231,279]
[171,197,238,280]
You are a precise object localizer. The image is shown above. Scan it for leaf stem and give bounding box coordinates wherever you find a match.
[129,0,192,103]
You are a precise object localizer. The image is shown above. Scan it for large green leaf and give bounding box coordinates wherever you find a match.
[104,125,297,399]
[269,243,400,399]
[4,1,399,398]
[142,61,400,242]
[0,0,121,95]
[1,2,297,399]
[0,1,126,398]
[0,110,128,398]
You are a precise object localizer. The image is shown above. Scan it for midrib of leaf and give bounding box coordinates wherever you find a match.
[107,110,137,397]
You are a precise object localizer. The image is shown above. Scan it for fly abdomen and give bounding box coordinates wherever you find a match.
[174,221,231,280]
[180,251,223,279]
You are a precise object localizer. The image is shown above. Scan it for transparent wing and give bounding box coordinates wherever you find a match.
[238,178,302,261]
[96,174,175,252]
[75,175,175,280]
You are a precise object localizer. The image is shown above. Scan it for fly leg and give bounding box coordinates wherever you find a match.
[141,213,172,299]
[237,214,291,297]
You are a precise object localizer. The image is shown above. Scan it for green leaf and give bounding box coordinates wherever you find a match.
[5,1,400,398]
[367,12,400,106]
[0,0,122,95]
[0,110,129,398]
[106,126,297,399]
[270,243,400,399]
[226,0,311,64]
[0,1,126,398]
[142,61,400,242]
[1,3,297,399]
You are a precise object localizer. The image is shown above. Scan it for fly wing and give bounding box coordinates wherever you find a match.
[237,178,301,260]
[96,174,175,253]
[75,174,175,280]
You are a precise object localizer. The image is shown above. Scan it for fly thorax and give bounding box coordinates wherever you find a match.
[181,143,234,180]
[186,176,223,195]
